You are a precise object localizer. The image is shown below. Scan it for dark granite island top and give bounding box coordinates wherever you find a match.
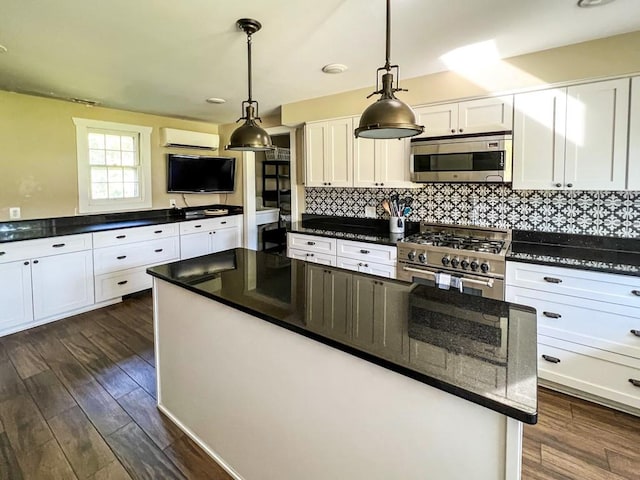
[147,248,538,425]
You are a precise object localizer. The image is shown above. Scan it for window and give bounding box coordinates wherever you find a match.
[73,118,152,213]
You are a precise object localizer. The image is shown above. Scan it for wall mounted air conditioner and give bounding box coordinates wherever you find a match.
[160,127,219,150]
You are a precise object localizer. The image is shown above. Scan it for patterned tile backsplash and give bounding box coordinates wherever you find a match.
[305,185,640,239]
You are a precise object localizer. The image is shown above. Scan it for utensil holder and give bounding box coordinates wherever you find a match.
[389,216,404,234]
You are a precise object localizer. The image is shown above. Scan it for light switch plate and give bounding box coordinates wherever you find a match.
[365,206,377,218]
[9,207,20,219]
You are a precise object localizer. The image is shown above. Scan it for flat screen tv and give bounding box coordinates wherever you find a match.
[167,154,236,193]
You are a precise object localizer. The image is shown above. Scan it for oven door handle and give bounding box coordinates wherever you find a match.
[401,266,495,288]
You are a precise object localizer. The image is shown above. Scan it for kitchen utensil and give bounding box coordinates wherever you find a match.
[404,196,413,207]
[382,199,392,215]
[403,207,412,216]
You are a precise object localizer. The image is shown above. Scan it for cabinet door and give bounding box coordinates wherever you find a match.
[0,260,33,331]
[627,76,640,190]
[564,79,629,190]
[353,133,377,187]
[414,103,458,138]
[180,231,211,259]
[373,281,409,360]
[458,96,513,134]
[352,276,377,348]
[323,269,352,342]
[305,264,326,331]
[304,122,326,187]
[31,251,94,321]
[375,138,412,187]
[513,89,566,190]
[213,227,241,253]
[325,118,353,187]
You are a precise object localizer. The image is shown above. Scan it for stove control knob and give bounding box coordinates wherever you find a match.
[441,256,451,266]
[451,257,460,268]
[408,250,417,261]
[470,260,480,272]
[418,252,427,263]
[461,259,470,270]
[480,262,490,273]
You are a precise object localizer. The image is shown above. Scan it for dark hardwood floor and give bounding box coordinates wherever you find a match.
[0,292,232,480]
[1,291,639,479]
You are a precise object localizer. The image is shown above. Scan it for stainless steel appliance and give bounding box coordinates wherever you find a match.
[410,132,512,183]
[397,223,511,300]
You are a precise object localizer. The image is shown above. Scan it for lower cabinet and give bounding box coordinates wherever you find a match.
[0,260,34,331]
[180,216,243,260]
[306,264,410,359]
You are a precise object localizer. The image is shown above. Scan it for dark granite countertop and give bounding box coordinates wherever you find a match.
[288,214,419,246]
[0,205,244,243]
[507,230,640,277]
[147,248,538,424]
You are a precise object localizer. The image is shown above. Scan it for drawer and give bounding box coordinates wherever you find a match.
[538,336,640,410]
[507,286,640,359]
[336,239,397,264]
[95,267,153,302]
[287,248,336,266]
[337,256,396,279]
[94,237,179,275]
[287,233,336,255]
[93,223,178,248]
[506,261,640,309]
[0,233,92,264]
[256,209,279,225]
[179,215,240,235]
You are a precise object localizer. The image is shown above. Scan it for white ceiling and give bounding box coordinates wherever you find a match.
[1,0,639,124]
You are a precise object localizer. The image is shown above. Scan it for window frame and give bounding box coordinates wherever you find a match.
[73,118,153,214]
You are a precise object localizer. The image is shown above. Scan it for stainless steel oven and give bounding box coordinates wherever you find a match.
[410,132,512,183]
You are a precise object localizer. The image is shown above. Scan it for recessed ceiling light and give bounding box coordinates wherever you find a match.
[206,97,226,104]
[70,97,100,106]
[322,63,348,74]
[0,44,7,53]
[577,0,615,7]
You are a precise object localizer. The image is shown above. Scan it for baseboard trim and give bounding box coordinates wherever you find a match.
[540,380,640,417]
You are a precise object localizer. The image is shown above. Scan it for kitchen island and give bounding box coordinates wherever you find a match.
[147,249,537,480]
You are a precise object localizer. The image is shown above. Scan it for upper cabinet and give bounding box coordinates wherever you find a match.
[414,96,513,138]
[513,78,629,190]
[304,118,353,187]
[628,76,640,191]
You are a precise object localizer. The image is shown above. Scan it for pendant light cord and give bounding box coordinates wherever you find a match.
[385,0,391,72]
[246,32,253,103]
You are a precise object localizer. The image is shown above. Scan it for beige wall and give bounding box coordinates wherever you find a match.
[0,91,221,221]
[281,30,640,125]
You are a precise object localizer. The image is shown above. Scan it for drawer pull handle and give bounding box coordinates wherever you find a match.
[116,235,126,239]
[154,248,163,253]
[632,290,640,297]
[629,379,640,387]
[543,311,562,319]
[221,221,227,224]
[0,252,5,256]
[117,280,128,286]
[631,329,640,337]
[543,276,562,284]
[360,249,370,254]
[307,241,316,246]
[52,243,65,248]
[306,253,314,257]
[542,354,561,364]
[154,230,163,234]
[194,225,202,228]
[117,255,127,260]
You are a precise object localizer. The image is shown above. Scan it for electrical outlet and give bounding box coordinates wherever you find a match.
[365,206,377,218]
[169,199,177,208]
[9,207,21,219]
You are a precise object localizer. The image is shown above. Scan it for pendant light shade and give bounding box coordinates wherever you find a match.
[355,0,423,139]
[226,18,274,152]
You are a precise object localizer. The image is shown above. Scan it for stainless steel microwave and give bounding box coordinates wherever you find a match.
[410,132,512,183]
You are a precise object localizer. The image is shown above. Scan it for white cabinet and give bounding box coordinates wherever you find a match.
[179,215,243,260]
[353,118,413,188]
[414,96,513,138]
[304,118,353,187]
[286,233,337,267]
[628,76,640,190]
[506,261,640,413]
[0,233,94,336]
[513,78,630,190]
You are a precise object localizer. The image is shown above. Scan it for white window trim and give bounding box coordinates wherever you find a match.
[73,117,153,214]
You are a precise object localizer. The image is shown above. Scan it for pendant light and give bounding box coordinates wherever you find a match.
[226,18,274,152]
[354,0,424,139]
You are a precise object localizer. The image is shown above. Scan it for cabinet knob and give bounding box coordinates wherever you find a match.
[542,354,561,364]
[555,183,562,188]
[566,183,573,188]
[632,290,640,297]
[459,128,464,133]
[631,329,640,337]
[629,379,640,388]
[364,264,369,268]
[380,183,384,186]
[543,311,562,319]
[52,243,65,248]
[328,182,332,186]
[33,260,39,264]
[24,261,29,266]
[451,129,456,133]
[306,253,314,257]
[543,276,562,284]
[358,262,363,266]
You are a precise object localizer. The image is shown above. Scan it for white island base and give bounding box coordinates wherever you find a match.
[153,279,523,480]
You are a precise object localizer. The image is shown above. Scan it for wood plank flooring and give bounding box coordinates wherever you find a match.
[1,291,639,479]
[0,292,232,480]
